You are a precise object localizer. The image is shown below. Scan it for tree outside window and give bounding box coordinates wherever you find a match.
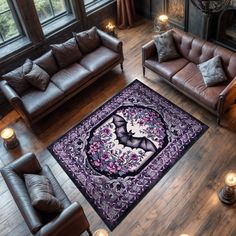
[34,0,67,24]
[0,0,20,45]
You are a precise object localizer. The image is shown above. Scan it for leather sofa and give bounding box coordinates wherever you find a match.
[0,27,124,126]
[142,28,236,124]
[1,152,92,236]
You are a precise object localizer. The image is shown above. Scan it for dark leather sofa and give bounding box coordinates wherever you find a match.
[142,28,236,123]
[0,27,124,126]
[1,153,92,236]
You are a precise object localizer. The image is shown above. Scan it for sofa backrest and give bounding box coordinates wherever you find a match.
[172,28,236,81]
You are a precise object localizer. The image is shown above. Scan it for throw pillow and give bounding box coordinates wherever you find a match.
[24,63,50,91]
[198,56,227,87]
[51,38,82,69]
[73,26,101,54]
[24,174,64,213]
[2,59,33,95]
[154,30,180,63]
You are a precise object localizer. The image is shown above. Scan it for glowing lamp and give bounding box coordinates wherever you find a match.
[219,172,236,204]
[0,127,19,149]
[93,228,109,236]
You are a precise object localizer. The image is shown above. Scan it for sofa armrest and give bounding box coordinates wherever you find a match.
[36,202,90,236]
[0,80,21,103]
[218,77,236,116]
[97,29,123,58]
[142,40,156,65]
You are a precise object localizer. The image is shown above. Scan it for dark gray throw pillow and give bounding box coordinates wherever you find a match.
[198,56,227,87]
[73,26,101,54]
[24,174,64,213]
[51,38,82,69]
[154,30,180,63]
[24,63,50,91]
[2,59,33,95]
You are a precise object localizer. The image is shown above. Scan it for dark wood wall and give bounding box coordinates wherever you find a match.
[0,0,117,118]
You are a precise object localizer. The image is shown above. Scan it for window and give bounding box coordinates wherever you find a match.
[34,0,70,24]
[84,0,113,13]
[0,0,22,45]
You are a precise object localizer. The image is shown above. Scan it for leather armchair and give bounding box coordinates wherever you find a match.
[1,153,92,236]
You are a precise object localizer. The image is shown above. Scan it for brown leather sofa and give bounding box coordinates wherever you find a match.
[1,153,92,236]
[0,27,124,126]
[142,28,236,124]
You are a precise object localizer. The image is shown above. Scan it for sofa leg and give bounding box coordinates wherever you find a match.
[143,66,145,77]
[87,228,93,236]
[120,63,123,72]
[217,116,221,126]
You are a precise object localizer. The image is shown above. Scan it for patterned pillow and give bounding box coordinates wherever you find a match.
[73,26,101,54]
[198,56,227,87]
[154,30,180,63]
[24,63,50,91]
[24,174,64,213]
[2,59,33,95]
[51,38,82,69]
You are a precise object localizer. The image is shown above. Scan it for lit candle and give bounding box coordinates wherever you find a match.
[0,127,19,149]
[106,22,115,32]
[158,15,168,24]
[225,172,236,187]
[93,228,109,236]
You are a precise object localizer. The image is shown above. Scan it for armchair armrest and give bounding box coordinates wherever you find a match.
[36,202,90,236]
[97,29,123,59]
[142,40,156,65]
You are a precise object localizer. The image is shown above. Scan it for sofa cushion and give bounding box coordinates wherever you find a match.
[144,55,189,80]
[51,63,91,94]
[2,59,33,95]
[34,51,59,76]
[154,30,180,63]
[198,56,227,87]
[24,174,64,213]
[172,63,228,109]
[80,46,120,74]
[74,26,101,54]
[25,63,50,91]
[51,38,82,69]
[21,82,64,118]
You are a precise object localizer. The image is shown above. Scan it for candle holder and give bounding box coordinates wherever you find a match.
[105,22,116,37]
[219,172,236,205]
[93,228,109,236]
[0,127,19,150]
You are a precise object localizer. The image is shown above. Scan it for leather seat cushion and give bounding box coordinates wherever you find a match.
[21,82,64,118]
[144,56,189,80]
[172,63,228,109]
[51,63,91,94]
[80,46,120,74]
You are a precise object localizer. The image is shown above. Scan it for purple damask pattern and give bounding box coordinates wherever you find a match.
[48,80,208,230]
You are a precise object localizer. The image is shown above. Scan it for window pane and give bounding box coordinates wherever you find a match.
[34,0,53,23]
[0,11,19,41]
[51,0,66,15]
[0,0,9,12]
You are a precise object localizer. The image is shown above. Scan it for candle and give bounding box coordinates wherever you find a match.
[225,172,236,187]
[106,22,115,32]
[0,127,19,149]
[158,15,168,24]
[93,228,109,236]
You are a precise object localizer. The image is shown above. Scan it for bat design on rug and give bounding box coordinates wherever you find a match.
[112,114,157,152]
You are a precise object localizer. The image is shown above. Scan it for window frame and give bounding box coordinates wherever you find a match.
[84,0,114,13]
[34,0,72,26]
[0,0,24,47]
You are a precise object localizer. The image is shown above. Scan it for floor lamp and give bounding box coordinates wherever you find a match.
[190,0,231,39]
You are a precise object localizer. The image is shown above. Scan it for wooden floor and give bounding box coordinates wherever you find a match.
[1,19,236,236]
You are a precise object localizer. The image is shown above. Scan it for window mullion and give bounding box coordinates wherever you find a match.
[49,0,55,17]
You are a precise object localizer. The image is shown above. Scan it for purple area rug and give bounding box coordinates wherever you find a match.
[48,80,208,230]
